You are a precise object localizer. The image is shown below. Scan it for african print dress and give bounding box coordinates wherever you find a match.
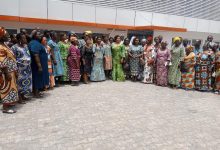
[48,40,64,77]
[195,52,215,91]
[156,48,171,86]
[11,44,32,95]
[67,45,81,82]
[128,45,143,77]
[58,41,70,81]
[123,45,130,79]
[143,45,155,84]
[90,44,106,81]
[0,44,18,105]
[215,51,220,91]
[103,43,112,70]
[168,46,185,86]
[111,43,125,81]
[46,45,55,88]
[181,52,196,89]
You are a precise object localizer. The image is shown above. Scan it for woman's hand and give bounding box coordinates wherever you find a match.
[120,58,124,64]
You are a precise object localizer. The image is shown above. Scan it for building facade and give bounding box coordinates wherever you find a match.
[1,0,220,46]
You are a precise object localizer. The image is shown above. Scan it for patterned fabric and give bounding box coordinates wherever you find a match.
[168,45,185,86]
[195,52,215,91]
[0,44,18,104]
[181,52,196,89]
[215,51,220,91]
[128,45,143,76]
[123,45,130,78]
[156,48,171,86]
[67,45,81,81]
[46,45,55,88]
[81,45,94,75]
[153,44,160,84]
[143,44,155,83]
[90,44,106,81]
[111,43,125,81]
[58,41,70,81]
[29,40,49,90]
[48,40,64,77]
[103,43,112,70]
[11,44,32,95]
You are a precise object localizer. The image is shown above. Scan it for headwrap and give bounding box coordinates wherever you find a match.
[0,27,6,38]
[84,30,92,35]
[141,39,147,42]
[129,36,136,45]
[186,45,194,52]
[68,31,77,37]
[173,37,181,43]
[161,40,168,45]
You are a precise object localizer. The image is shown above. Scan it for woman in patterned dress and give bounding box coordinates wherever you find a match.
[214,49,220,94]
[128,37,143,81]
[90,37,106,81]
[11,33,32,104]
[168,37,185,88]
[181,46,196,90]
[123,38,130,79]
[67,36,81,86]
[153,36,161,84]
[111,35,125,81]
[103,35,112,79]
[48,32,64,86]
[155,41,171,86]
[58,33,70,82]
[195,45,215,91]
[0,27,18,113]
[81,38,93,84]
[142,37,155,84]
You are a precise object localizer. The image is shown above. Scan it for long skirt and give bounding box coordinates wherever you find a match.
[17,62,32,95]
[68,62,80,82]
[143,65,154,83]
[156,65,168,86]
[61,59,69,81]
[0,72,18,105]
[181,63,195,89]
[112,60,125,81]
[90,58,106,81]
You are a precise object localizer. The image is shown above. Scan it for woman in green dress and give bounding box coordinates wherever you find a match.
[168,37,185,88]
[58,33,70,82]
[111,35,125,81]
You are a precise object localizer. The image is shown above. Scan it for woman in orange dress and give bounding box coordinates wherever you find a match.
[0,27,18,114]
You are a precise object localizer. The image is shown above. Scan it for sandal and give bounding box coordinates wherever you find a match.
[3,109,17,114]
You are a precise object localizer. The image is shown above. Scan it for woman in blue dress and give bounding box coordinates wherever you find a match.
[29,31,49,98]
[11,33,32,103]
[48,32,64,86]
[90,37,106,81]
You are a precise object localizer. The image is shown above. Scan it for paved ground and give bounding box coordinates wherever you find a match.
[0,81,220,150]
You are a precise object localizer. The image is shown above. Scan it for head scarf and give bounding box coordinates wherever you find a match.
[141,39,147,42]
[129,36,136,45]
[68,31,77,38]
[84,30,92,35]
[173,37,181,43]
[161,41,168,45]
[147,36,153,42]
[186,45,194,52]
[0,27,6,38]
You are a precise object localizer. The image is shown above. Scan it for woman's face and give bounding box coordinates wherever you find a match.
[86,39,92,46]
[134,39,139,45]
[124,39,129,45]
[116,37,121,43]
[96,38,102,44]
[161,43,167,49]
[174,40,181,47]
[154,37,159,44]
[41,37,47,46]
[62,34,67,41]
[109,38,113,43]
[20,35,27,45]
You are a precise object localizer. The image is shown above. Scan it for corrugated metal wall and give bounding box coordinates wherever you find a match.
[60,0,220,21]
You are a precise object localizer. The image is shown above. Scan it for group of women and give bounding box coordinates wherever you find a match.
[0,26,219,114]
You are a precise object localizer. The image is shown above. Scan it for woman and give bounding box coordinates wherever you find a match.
[11,33,32,104]
[123,38,130,79]
[67,36,81,86]
[42,36,55,89]
[153,36,160,84]
[128,37,143,81]
[155,41,171,86]
[0,27,18,113]
[103,35,112,79]
[90,37,106,81]
[215,49,220,94]
[109,37,114,45]
[141,39,147,48]
[195,45,215,91]
[143,37,155,84]
[29,31,49,97]
[48,32,64,86]
[168,37,185,88]
[112,35,125,81]
[181,46,196,90]
[58,33,70,82]
[81,38,93,84]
